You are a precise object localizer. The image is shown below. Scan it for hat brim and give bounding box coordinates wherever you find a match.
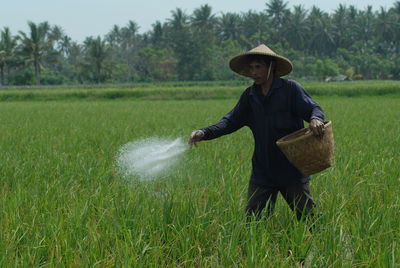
[229,52,293,77]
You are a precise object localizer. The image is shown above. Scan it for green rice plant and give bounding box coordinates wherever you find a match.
[0,95,399,266]
[0,80,399,101]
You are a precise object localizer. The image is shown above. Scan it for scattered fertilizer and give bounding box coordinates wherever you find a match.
[116,137,188,180]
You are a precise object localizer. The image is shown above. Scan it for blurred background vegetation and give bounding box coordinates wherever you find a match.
[0,0,399,86]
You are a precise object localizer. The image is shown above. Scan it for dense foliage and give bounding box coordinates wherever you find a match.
[1,0,400,85]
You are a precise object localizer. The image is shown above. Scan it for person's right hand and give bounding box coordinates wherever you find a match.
[188,130,205,148]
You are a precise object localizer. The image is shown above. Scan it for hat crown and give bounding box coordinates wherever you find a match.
[248,44,276,55]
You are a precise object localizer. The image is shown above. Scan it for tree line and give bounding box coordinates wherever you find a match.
[1,0,399,85]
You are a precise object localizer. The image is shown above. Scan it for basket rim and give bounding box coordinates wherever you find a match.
[276,121,332,146]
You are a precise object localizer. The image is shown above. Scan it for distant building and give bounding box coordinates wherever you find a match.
[325,75,352,82]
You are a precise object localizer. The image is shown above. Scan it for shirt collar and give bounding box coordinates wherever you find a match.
[249,77,283,96]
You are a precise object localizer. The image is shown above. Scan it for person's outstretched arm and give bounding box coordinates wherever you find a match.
[188,90,249,147]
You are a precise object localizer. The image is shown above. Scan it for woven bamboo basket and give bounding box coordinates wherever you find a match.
[276,121,334,176]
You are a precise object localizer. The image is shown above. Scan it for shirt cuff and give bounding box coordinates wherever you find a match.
[310,116,324,123]
[199,128,209,140]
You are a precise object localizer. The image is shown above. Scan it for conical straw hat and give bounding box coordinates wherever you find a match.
[229,44,293,77]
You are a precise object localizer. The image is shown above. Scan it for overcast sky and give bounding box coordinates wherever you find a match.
[1,0,397,42]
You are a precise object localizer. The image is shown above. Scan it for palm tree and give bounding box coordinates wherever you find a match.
[284,5,309,50]
[356,6,375,45]
[265,0,290,29]
[49,25,64,42]
[166,8,194,80]
[265,0,290,45]
[306,7,335,56]
[120,20,139,50]
[169,8,189,31]
[64,41,84,82]
[332,4,348,49]
[392,1,400,51]
[58,35,72,57]
[0,27,17,85]
[191,4,217,47]
[150,21,165,46]
[190,5,218,80]
[346,5,360,45]
[191,4,216,30]
[0,49,5,85]
[375,7,397,45]
[217,12,241,42]
[18,21,53,85]
[191,5,217,46]
[120,21,141,81]
[106,25,122,47]
[83,36,108,83]
[240,10,269,48]
[393,1,400,15]
[166,7,190,47]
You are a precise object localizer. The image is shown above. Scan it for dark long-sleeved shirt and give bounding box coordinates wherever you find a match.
[201,78,325,187]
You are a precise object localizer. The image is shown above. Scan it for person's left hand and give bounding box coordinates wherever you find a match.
[309,119,325,138]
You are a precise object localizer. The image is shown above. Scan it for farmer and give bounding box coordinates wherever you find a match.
[188,44,325,220]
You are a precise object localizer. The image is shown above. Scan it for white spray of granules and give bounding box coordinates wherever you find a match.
[116,137,188,180]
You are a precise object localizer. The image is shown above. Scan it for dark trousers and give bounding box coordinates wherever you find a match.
[245,181,315,220]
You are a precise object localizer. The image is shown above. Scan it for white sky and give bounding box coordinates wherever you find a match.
[1,0,397,42]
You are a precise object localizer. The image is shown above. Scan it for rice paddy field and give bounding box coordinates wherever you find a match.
[0,81,399,267]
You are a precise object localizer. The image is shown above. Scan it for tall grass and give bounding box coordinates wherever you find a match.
[0,96,399,266]
[0,80,399,101]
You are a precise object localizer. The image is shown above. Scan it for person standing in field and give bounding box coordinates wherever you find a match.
[188,44,325,220]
